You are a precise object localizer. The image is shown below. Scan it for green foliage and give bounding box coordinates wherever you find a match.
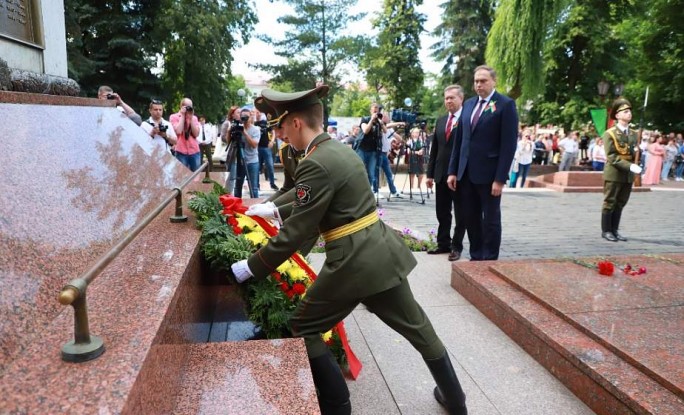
[246,279,296,339]
[187,190,223,227]
[486,0,565,100]
[330,83,377,117]
[256,0,370,127]
[363,0,426,108]
[64,0,162,110]
[398,228,437,252]
[430,0,494,94]
[156,0,257,120]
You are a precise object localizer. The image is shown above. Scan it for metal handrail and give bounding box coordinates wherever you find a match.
[58,161,211,362]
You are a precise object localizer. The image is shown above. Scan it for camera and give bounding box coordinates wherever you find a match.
[376,105,383,119]
[231,119,245,134]
[106,93,117,100]
[185,105,193,112]
[391,109,417,125]
[158,124,168,133]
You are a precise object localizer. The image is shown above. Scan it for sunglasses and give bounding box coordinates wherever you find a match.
[150,99,163,105]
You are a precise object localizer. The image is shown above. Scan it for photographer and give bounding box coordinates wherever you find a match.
[358,103,387,189]
[232,108,261,198]
[254,109,279,191]
[97,85,142,126]
[141,99,177,154]
[170,98,201,171]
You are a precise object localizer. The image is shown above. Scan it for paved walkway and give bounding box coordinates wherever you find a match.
[222,169,683,414]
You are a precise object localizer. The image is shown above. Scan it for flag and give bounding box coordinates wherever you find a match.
[590,108,608,136]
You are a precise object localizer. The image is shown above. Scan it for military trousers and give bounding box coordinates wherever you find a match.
[290,277,445,361]
[602,180,632,212]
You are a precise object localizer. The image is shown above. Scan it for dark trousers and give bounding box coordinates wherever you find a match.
[290,278,445,361]
[458,172,502,260]
[434,180,465,252]
[602,180,632,212]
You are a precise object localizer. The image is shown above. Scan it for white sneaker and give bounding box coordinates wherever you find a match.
[391,192,403,198]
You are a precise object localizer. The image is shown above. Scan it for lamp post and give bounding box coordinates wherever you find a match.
[597,80,609,100]
[237,88,246,105]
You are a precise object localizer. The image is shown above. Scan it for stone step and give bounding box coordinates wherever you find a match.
[450,256,684,415]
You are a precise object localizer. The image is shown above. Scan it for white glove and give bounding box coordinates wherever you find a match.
[245,201,278,220]
[629,164,642,174]
[231,260,253,283]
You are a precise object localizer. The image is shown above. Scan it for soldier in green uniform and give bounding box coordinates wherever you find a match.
[266,125,302,204]
[601,98,642,241]
[230,86,468,415]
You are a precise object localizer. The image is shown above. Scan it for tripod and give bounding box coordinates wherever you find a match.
[234,132,256,199]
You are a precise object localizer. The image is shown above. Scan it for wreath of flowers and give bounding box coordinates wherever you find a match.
[218,194,362,379]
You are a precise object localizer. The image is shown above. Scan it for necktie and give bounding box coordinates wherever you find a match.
[445,113,454,142]
[201,127,206,142]
[471,99,487,132]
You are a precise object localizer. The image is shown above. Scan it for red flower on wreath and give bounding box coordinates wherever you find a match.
[279,282,289,292]
[292,282,307,295]
[597,260,614,276]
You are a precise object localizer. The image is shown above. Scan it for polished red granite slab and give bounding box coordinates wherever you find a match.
[172,340,319,415]
[0,100,190,373]
[490,259,683,396]
[452,259,684,414]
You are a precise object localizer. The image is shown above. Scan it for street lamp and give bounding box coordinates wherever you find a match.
[237,88,246,105]
[404,97,413,107]
[597,80,609,99]
[613,83,625,97]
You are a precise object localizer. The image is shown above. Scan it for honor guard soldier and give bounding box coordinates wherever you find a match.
[230,86,468,415]
[601,98,642,241]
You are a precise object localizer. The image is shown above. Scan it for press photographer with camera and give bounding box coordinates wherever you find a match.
[358,103,388,189]
[231,108,261,198]
[97,85,143,126]
[169,98,201,171]
[221,106,241,193]
[141,99,177,154]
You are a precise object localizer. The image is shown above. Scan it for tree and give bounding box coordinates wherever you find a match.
[535,0,632,130]
[364,0,426,109]
[330,83,377,117]
[156,0,257,120]
[627,0,684,130]
[65,0,162,111]
[485,0,564,100]
[430,0,493,94]
[257,0,368,127]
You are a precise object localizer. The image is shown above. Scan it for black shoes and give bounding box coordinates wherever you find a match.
[270,184,279,190]
[428,247,450,255]
[602,232,618,242]
[613,232,627,241]
[448,249,461,261]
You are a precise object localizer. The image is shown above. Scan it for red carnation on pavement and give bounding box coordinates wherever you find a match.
[597,260,614,276]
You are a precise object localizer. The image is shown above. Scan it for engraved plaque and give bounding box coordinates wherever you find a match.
[0,0,38,45]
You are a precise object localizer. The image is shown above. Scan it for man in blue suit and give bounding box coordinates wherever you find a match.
[447,65,518,260]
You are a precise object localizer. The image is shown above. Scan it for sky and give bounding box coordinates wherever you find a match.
[231,0,445,85]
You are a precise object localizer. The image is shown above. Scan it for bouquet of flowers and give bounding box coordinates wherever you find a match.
[188,185,361,378]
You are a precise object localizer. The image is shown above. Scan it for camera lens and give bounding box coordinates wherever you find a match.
[185,105,193,112]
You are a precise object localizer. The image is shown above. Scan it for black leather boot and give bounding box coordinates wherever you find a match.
[612,210,627,241]
[308,352,351,415]
[601,212,618,242]
[425,351,467,415]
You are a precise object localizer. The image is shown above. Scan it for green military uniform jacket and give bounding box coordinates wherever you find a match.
[603,126,638,183]
[248,133,416,300]
[267,142,301,203]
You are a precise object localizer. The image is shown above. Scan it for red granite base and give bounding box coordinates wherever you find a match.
[451,257,684,415]
[526,171,651,192]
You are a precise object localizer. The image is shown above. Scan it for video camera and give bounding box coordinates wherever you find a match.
[157,123,168,133]
[230,114,251,144]
[391,109,417,126]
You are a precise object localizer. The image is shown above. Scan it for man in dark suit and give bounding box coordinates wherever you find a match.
[447,65,518,261]
[427,85,466,261]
